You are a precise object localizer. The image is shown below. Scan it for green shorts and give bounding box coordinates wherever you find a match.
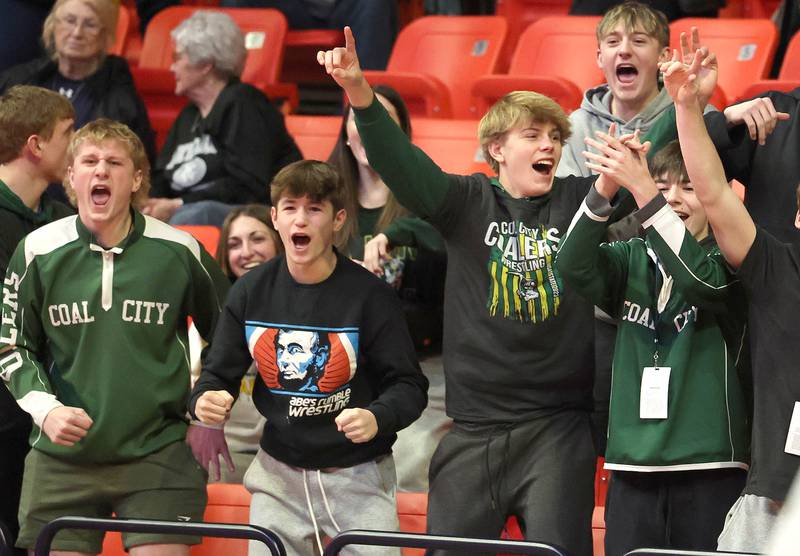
[17,440,208,552]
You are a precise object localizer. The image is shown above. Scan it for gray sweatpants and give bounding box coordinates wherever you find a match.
[243,449,401,556]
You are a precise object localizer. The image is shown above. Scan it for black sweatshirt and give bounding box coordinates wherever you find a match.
[354,98,610,425]
[151,79,301,205]
[190,253,428,469]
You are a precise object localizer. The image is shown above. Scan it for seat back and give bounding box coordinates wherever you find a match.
[779,29,800,79]
[670,17,777,103]
[412,118,492,175]
[507,16,604,93]
[382,15,508,117]
[175,225,222,257]
[494,0,572,71]
[140,6,288,88]
[110,3,131,56]
[284,115,341,161]
[190,484,251,556]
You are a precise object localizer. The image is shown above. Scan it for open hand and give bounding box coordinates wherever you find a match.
[186,422,235,481]
[724,97,791,145]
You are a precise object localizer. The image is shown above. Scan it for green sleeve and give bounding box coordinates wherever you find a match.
[187,245,230,346]
[556,188,630,317]
[644,104,677,161]
[354,98,451,220]
[383,216,446,253]
[0,245,60,427]
[639,195,737,310]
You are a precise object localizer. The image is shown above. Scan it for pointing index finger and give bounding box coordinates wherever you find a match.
[344,26,356,54]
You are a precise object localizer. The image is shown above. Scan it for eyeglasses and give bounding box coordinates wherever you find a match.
[57,14,102,36]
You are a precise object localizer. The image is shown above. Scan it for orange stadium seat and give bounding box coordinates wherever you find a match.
[110,4,131,57]
[471,15,602,114]
[474,15,603,114]
[494,0,572,71]
[191,484,251,556]
[670,17,778,104]
[412,118,492,175]
[362,15,508,119]
[284,114,341,161]
[135,5,297,148]
[175,225,222,256]
[738,29,800,100]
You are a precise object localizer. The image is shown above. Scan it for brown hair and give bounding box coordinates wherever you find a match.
[0,85,74,164]
[42,0,119,59]
[327,85,412,252]
[596,1,669,49]
[270,160,347,212]
[479,90,571,174]
[65,118,150,208]
[649,140,689,185]
[216,204,282,278]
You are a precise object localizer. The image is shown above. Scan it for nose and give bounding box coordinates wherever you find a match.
[618,37,632,56]
[540,136,555,151]
[664,186,680,205]
[240,240,253,258]
[94,159,110,176]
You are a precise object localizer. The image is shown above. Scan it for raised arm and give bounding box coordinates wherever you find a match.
[318,28,451,220]
[661,49,756,269]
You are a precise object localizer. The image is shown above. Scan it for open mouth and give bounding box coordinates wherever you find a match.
[532,160,554,176]
[90,185,111,206]
[291,233,311,249]
[616,64,639,84]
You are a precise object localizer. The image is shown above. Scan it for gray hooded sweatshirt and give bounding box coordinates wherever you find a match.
[557,84,711,178]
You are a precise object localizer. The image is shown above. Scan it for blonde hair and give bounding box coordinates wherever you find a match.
[479,91,571,174]
[0,85,74,164]
[42,0,119,59]
[65,118,150,208]
[596,1,669,49]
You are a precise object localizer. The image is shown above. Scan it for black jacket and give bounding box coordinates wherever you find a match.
[0,54,156,163]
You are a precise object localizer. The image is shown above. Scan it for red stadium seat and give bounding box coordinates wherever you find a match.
[362,16,508,119]
[284,114,341,161]
[670,17,778,104]
[175,225,222,256]
[135,6,297,148]
[109,4,131,57]
[471,16,602,114]
[494,0,572,71]
[412,118,492,175]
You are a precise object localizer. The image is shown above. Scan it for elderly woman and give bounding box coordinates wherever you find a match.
[145,10,301,226]
[0,0,155,162]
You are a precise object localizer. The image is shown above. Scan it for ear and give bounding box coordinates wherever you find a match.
[26,134,43,158]
[131,169,143,193]
[486,139,505,167]
[270,205,278,227]
[67,165,75,187]
[332,208,347,232]
[596,47,603,70]
[658,46,671,63]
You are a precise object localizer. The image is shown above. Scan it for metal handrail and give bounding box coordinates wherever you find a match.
[322,529,568,555]
[34,516,286,556]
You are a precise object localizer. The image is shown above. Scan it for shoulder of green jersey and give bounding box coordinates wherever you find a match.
[23,215,79,266]
[141,215,202,263]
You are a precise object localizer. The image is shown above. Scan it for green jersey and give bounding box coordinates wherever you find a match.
[0,211,229,463]
[557,188,750,471]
